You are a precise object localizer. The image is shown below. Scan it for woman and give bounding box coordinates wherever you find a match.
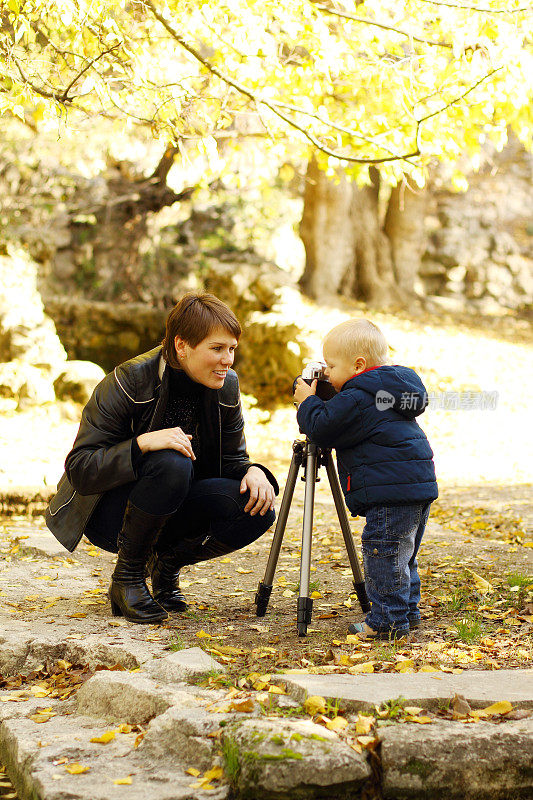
[45,293,278,624]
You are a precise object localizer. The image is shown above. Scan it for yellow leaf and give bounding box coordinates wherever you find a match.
[349,662,374,674]
[268,685,285,694]
[186,768,201,777]
[90,731,115,744]
[310,591,322,599]
[203,766,224,783]
[466,569,492,594]
[65,763,90,774]
[395,659,414,671]
[304,695,326,715]
[357,735,377,747]
[117,724,133,734]
[355,715,375,734]
[196,630,213,638]
[325,716,348,731]
[236,568,252,574]
[229,698,255,713]
[282,589,294,597]
[418,665,439,672]
[477,701,513,717]
[405,715,433,724]
[113,776,132,785]
[404,707,424,716]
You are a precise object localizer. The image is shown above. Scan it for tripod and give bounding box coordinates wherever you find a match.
[255,438,370,637]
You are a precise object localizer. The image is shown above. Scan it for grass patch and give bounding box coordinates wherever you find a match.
[454,614,484,643]
[168,634,185,652]
[506,572,532,588]
[222,737,241,784]
[445,589,471,612]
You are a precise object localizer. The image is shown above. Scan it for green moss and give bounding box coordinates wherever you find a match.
[269,734,285,746]
[403,758,432,779]
[243,748,303,763]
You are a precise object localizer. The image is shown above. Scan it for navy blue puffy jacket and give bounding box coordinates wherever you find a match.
[296,365,438,516]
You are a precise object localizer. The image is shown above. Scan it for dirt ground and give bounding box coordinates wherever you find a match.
[1,299,532,685]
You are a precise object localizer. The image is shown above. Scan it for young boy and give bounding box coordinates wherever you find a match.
[293,319,438,639]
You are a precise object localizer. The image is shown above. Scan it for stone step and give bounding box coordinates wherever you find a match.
[276,669,533,711]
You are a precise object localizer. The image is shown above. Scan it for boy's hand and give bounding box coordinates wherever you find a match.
[293,377,317,406]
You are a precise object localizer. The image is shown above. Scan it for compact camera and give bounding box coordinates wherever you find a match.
[295,361,337,401]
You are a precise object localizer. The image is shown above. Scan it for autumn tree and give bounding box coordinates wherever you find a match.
[1,0,532,303]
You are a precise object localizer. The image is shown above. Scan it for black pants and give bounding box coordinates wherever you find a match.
[85,449,275,554]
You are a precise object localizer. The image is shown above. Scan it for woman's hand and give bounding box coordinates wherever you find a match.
[240,466,275,516]
[137,427,196,460]
[293,377,317,406]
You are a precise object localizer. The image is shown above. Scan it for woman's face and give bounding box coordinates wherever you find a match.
[174,327,238,388]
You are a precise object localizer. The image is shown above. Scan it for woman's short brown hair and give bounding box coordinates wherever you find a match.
[161,293,241,368]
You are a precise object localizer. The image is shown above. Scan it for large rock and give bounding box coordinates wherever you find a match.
[0,361,56,406]
[76,670,200,724]
[380,718,533,799]
[0,708,229,800]
[142,705,222,770]
[221,717,370,799]
[53,359,106,404]
[0,632,145,676]
[144,647,226,683]
[0,248,66,368]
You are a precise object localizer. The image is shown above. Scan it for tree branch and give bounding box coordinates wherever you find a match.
[415,66,502,123]
[313,3,453,49]
[139,0,421,164]
[58,44,121,102]
[414,0,530,13]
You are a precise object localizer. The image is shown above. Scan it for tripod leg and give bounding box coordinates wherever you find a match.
[255,447,301,617]
[325,455,371,614]
[297,443,318,636]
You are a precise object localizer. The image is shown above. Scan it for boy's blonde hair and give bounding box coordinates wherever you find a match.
[323,319,389,367]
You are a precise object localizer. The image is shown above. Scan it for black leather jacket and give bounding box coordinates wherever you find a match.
[45,347,278,552]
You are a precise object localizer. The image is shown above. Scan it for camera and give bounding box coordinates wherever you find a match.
[295,361,337,401]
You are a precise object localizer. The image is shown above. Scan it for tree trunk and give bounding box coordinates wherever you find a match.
[384,179,427,293]
[299,159,425,307]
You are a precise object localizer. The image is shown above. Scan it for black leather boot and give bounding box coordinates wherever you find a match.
[109,502,171,624]
[150,535,237,612]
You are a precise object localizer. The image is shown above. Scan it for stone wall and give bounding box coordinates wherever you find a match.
[421,137,533,311]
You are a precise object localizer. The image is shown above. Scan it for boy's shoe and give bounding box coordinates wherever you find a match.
[348,622,409,641]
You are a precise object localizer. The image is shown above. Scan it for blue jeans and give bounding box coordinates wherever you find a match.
[86,449,275,554]
[362,502,431,632]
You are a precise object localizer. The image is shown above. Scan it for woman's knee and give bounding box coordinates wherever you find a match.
[138,450,194,493]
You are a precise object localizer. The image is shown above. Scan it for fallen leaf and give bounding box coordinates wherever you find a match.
[186,768,201,777]
[229,698,255,713]
[304,695,326,715]
[90,730,116,744]
[203,766,224,782]
[349,662,374,674]
[65,763,90,774]
[466,569,492,595]
[113,776,132,785]
[325,716,348,731]
[196,630,213,639]
[355,715,375,735]
[452,694,471,719]
[474,701,513,718]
